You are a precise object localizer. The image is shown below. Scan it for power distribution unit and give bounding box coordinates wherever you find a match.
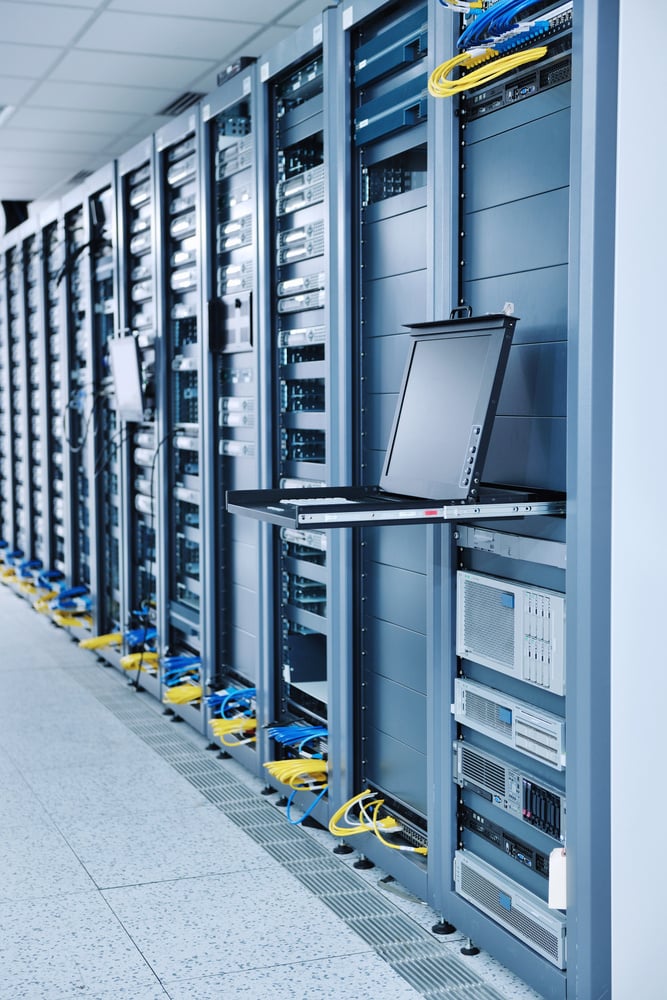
[457,571,566,696]
[454,678,566,771]
[453,740,566,842]
[454,849,567,969]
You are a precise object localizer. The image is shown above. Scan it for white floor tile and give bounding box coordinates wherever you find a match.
[164,952,423,1000]
[103,868,374,982]
[64,801,279,888]
[0,891,164,998]
[0,824,97,902]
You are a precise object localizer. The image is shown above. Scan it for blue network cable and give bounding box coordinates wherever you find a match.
[37,569,64,590]
[286,784,328,825]
[162,654,201,686]
[268,724,328,757]
[207,687,256,718]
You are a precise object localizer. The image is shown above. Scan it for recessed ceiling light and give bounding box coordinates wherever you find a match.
[0,105,15,127]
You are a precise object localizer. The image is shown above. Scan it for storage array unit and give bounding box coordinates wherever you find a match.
[0,2,612,997]
[117,138,160,696]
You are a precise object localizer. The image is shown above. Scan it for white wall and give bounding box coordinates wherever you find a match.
[612,2,667,995]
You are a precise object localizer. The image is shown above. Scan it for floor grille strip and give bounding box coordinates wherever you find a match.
[65,652,511,999]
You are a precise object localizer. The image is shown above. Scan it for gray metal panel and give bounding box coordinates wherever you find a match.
[365,563,426,635]
[464,110,570,211]
[229,541,258,591]
[365,391,399,453]
[464,189,569,280]
[364,523,427,573]
[364,726,427,816]
[228,625,257,683]
[362,617,426,693]
[364,333,412,395]
[364,209,427,281]
[484,416,566,491]
[230,583,257,635]
[464,265,568,345]
[497,343,567,418]
[364,673,426,755]
[465,84,571,143]
[364,270,428,333]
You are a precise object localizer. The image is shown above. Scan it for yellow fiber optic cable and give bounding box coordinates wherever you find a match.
[209,716,256,745]
[428,45,547,98]
[79,632,123,650]
[35,591,58,613]
[163,683,203,705]
[329,789,400,838]
[120,651,159,671]
[52,612,93,628]
[371,800,428,856]
[263,758,328,790]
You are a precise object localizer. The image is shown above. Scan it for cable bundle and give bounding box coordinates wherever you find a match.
[208,715,256,745]
[329,790,428,856]
[79,631,123,650]
[264,758,328,825]
[163,682,203,705]
[120,650,159,672]
[206,687,256,719]
[430,0,561,98]
[267,723,327,758]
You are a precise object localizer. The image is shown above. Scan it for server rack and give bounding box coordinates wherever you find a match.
[200,67,266,771]
[257,10,353,823]
[155,108,207,731]
[39,206,68,583]
[84,166,123,651]
[344,0,432,893]
[60,186,94,625]
[116,137,160,696]
[0,245,12,553]
[3,237,29,566]
[20,222,48,581]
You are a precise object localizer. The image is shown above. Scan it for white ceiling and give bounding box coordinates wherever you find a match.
[0,0,330,204]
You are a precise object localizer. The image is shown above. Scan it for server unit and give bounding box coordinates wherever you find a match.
[61,189,94,617]
[201,67,265,771]
[117,138,160,696]
[349,0,431,884]
[86,167,123,647]
[156,109,207,730]
[3,241,29,564]
[39,208,67,582]
[258,12,351,821]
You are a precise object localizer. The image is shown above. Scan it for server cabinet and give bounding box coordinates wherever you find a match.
[116,137,160,696]
[0,246,14,552]
[201,67,266,772]
[343,0,432,894]
[20,223,49,577]
[3,238,30,564]
[155,108,207,731]
[84,166,123,649]
[61,187,94,618]
[39,207,68,582]
[257,10,354,823]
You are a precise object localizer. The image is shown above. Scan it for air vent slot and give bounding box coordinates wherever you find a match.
[158,92,204,117]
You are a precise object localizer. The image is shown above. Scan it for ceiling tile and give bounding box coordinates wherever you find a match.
[0,128,116,153]
[75,11,258,60]
[9,106,144,133]
[0,148,92,168]
[108,0,294,21]
[53,49,216,88]
[0,76,36,105]
[0,43,61,78]
[0,2,95,46]
[26,80,179,115]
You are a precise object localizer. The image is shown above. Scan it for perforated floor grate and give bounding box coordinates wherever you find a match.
[67,656,522,999]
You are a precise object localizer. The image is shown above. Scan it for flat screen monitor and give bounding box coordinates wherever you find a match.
[379,317,515,500]
[108,336,144,423]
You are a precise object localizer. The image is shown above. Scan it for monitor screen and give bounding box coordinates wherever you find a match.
[379,317,515,500]
[108,336,144,422]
